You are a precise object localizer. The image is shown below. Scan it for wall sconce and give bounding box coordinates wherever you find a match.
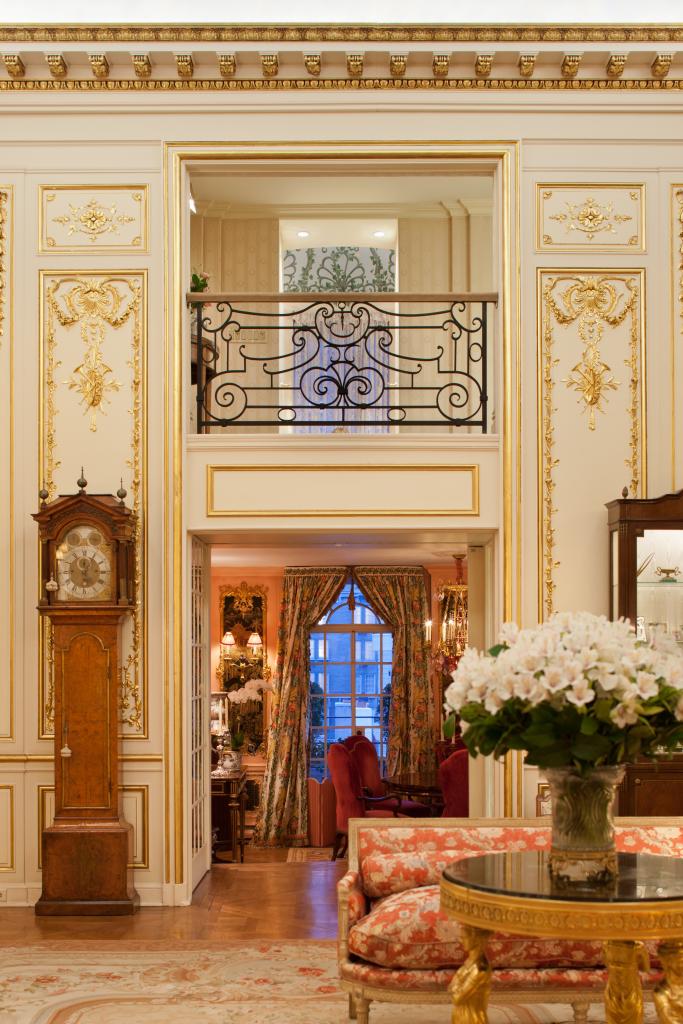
[247,632,262,651]
[424,619,433,645]
[221,630,236,649]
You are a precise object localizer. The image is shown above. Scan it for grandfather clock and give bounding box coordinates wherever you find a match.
[32,474,139,915]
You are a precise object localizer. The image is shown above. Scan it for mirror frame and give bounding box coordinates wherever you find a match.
[217,581,269,754]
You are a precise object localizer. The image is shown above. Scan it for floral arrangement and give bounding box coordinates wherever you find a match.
[226,677,273,706]
[190,269,210,293]
[444,611,683,774]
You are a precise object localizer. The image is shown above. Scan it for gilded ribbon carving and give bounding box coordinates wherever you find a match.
[540,273,642,619]
[0,190,6,342]
[42,273,145,735]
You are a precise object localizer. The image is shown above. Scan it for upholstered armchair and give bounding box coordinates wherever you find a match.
[328,743,402,860]
[438,747,469,817]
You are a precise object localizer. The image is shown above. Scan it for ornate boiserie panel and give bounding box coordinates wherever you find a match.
[39,272,147,738]
[536,185,645,253]
[39,186,149,254]
[38,784,148,868]
[0,785,14,870]
[538,271,645,620]
[0,187,12,742]
[674,187,683,491]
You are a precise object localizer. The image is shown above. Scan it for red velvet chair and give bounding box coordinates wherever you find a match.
[438,747,469,817]
[342,734,431,818]
[327,743,400,860]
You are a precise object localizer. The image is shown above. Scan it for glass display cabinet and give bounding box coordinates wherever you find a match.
[606,487,683,815]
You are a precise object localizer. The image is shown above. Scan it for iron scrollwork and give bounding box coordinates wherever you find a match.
[192,295,491,432]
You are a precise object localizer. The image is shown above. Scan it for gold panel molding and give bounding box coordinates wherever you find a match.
[538,271,645,620]
[206,464,480,517]
[39,272,147,738]
[537,184,645,252]
[0,188,8,341]
[38,784,148,868]
[0,785,14,871]
[674,186,683,491]
[39,185,149,254]
[0,187,13,742]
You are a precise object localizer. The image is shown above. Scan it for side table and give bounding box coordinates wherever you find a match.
[210,768,247,863]
[441,851,683,1024]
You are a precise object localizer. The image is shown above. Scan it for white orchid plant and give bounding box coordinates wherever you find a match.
[444,611,683,774]
[227,677,274,706]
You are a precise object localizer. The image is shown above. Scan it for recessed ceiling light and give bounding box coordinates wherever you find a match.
[296,230,310,239]
[372,230,386,238]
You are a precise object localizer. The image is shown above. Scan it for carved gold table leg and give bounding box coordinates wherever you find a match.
[655,940,683,1024]
[603,940,646,1024]
[448,925,492,1024]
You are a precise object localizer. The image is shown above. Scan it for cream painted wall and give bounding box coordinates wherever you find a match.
[0,84,682,903]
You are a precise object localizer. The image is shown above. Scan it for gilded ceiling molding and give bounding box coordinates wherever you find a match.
[390,54,407,77]
[561,54,581,79]
[41,273,146,736]
[175,54,194,79]
[1,25,683,43]
[539,272,643,619]
[346,53,363,77]
[432,54,450,78]
[606,54,627,79]
[218,53,236,77]
[303,53,321,76]
[46,54,67,79]
[88,54,109,79]
[1,76,681,91]
[3,55,25,79]
[518,54,536,77]
[652,54,672,78]
[132,53,152,78]
[475,54,493,78]
[260,53,278,77]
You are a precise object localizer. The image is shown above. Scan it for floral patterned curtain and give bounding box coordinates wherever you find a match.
[256,566,347,846]
[353,566,434,776]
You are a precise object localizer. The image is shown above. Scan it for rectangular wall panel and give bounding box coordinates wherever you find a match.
[39,185,149,254]
[39,271,147,738]
[673,186,683,492]
[0,187,12,740]
[538,270,646,619]
[536,184,645,252]
[0,785,15,870]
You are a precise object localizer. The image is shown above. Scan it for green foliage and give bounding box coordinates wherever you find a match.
[190,271,209,292]
[230,731,245,751]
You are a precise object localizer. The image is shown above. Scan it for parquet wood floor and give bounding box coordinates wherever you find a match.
[0,854,346,947]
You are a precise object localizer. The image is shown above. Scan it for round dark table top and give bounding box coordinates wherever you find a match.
[443,851,683,903]
[385,770,442,795]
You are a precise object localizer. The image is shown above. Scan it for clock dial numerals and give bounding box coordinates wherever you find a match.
[55,523,114,602]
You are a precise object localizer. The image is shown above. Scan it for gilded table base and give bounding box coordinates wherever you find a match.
[655,940,683,1024]
[604,940,647,1024]
[448,925,492,1024]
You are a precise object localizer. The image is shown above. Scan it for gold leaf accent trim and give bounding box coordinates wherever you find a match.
[549,196,633,241]
[0,190,6,341]
[541,277,560,620]
[52,198,135,243]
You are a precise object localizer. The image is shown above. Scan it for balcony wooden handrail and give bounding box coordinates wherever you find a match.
[186,290,498,305]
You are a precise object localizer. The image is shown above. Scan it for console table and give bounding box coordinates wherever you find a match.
[210,769,246,863]
[441,851,683,1024]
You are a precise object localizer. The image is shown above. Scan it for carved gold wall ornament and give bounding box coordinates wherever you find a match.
[432,54,450,78]
[88,54,109,79]
[518,54,536,77]
[0,190,6,342]
[540,272,643,618]
[561,54,582,79]
[41,273,146,736]
[346,53,363,77]
[675,187,683,490]
[46,54,67,79]
[652,54,672,78]
[304,53,321,76]
[606,54,627,79]
[50,198,134,245]
[549,196,633,242]
[475,54,493,78]
[218,53,236,77]
[390,54,408,78]
[132,54,152,79]
[260,53,278,77]
[175,54,194,79]
[3,55,24,79]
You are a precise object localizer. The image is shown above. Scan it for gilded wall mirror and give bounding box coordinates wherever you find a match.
[218,582,269,753]
[437,583,468,658]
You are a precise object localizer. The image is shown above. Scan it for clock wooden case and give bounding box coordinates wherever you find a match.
[33,486,139,915]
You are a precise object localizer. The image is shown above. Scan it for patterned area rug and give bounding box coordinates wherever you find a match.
[286,846,335,862]
[1,942,654,1023]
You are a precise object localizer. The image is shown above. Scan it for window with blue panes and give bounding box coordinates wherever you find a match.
[308,580,393,781]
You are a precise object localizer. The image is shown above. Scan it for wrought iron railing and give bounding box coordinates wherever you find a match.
[187,291,497,433]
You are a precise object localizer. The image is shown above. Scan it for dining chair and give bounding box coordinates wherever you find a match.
[438,747,469,817]
[327,742,401,860]
[342,734,431,817]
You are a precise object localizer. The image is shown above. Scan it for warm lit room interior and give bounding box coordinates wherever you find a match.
[2,14,683,1023]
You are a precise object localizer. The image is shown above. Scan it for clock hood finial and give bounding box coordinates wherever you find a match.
[77,468,87,493]
[117,479,127,506]
[39,486,49,507]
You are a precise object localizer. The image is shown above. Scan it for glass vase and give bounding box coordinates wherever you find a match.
[544,765,624,886]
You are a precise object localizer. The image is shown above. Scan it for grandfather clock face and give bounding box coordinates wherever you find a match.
[55,522,115,602]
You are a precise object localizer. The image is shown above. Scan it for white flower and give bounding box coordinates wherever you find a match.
[634,671,659,701]
[611,703,639,728]
[542,665,567,694]
[565,677,596,707]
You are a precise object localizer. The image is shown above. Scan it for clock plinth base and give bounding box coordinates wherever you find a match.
[36,820,139,917]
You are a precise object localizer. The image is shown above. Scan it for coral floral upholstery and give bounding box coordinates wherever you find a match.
[338,819,681,1006]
